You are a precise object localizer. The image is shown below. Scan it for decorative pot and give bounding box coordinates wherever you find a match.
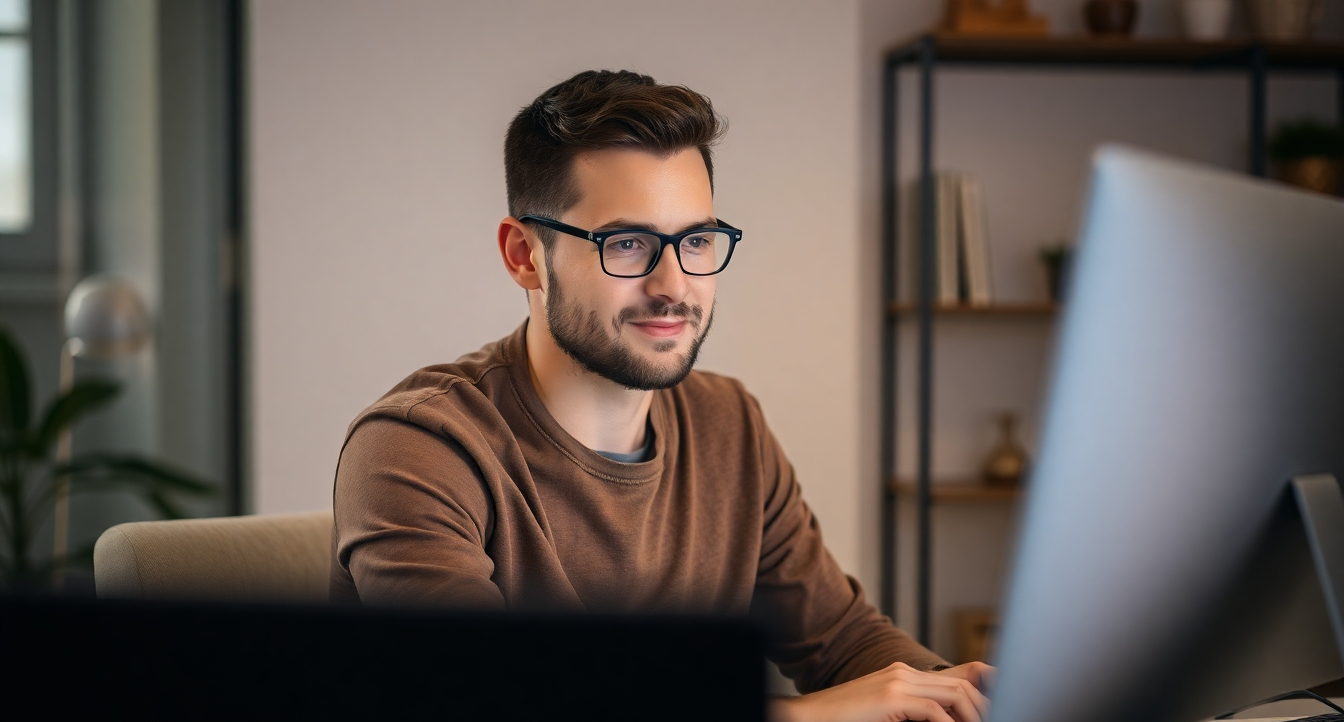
[1182,0,1233,39]
[1274,157,1342,195]
[1245,0,1323,40]
[982,412,1029,488]
[1084,0,1140,36]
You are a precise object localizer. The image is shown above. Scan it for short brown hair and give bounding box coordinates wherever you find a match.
[504,70,725,236]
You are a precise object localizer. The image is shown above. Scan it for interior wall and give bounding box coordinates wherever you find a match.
[248,0,878,584]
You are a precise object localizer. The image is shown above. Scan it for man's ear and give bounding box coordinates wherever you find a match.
[498,217,543,291]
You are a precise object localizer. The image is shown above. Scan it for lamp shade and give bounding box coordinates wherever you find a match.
[63,275,152,358]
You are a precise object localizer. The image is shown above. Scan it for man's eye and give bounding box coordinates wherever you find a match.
[683,235,713,251]
[606,236,650,255]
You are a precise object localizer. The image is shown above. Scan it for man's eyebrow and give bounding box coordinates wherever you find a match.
[593,217,720,234]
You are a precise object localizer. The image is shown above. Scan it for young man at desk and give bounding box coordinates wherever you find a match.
[331,69,993,722]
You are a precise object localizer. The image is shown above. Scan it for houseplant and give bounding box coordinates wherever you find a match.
[1268,118,1344,196]
[1039,243,1073,303]
[0,326,214,589]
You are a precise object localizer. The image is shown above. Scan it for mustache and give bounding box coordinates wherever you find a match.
[616,301,704,327]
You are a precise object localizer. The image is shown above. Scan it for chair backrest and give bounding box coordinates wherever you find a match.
[93,511,333,602]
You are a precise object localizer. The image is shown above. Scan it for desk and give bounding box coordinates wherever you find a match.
[1204,696,1344,721]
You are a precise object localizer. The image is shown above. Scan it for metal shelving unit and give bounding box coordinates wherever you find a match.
[879,34,1344,646]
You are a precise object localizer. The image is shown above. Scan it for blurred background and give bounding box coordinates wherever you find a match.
[1,0,1340,660]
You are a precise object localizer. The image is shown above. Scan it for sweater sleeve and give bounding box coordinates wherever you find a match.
[332,415,506,609]
[744,396,949,693]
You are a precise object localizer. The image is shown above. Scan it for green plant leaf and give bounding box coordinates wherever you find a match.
[59,452,216,494]
[1269,118,1344,160]
[31,380,121,457]
[144,490,188,520]
[0,327,33,445]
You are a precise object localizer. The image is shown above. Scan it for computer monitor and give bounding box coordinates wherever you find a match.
[0,594,766,720]
[991,146,1344,722]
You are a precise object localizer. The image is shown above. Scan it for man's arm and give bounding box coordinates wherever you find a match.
[741,391,996,720]
[333,415,505,608]
[745,392,947,689]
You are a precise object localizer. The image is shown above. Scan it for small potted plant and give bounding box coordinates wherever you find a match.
[1268,118,1344,196]
[1039,242,1073,304]
[0,327,214,590]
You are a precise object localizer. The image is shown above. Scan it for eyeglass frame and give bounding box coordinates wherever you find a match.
[518,214,743,278]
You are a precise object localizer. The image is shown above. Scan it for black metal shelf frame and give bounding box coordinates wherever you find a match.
[879,34,1344,646]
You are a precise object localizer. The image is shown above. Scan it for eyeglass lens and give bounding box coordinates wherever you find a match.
[601,231,732,276]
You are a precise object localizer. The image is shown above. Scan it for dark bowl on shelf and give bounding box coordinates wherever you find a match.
[1084,0,1139,37]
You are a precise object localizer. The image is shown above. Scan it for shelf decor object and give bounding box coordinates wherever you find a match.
[941,0,1050,38]
[1268,118,1344,195]
[1083,0,1140,37]
[1182,0,1233,39]
[982,412,1029,488]
[954,609,1001,664]
[879,33,1344,646]
[1247,0,1323,41]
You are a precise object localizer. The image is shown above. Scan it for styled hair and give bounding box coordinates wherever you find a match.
[504,70,725,240]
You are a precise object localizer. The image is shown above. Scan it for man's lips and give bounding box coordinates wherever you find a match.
[630,319,687,338]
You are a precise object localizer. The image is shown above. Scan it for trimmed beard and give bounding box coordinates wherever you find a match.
[545,265,713,391]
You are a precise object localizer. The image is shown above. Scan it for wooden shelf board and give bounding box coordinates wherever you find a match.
[886,301,1058,317]
[886,34,1344,70]
[886,478,1023,503]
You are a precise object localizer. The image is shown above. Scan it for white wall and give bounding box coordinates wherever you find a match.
[249,0,877,583]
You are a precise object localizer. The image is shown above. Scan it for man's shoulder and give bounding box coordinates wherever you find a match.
[346,333,518,439]
[676,368,748,399]
[668,369,764,424]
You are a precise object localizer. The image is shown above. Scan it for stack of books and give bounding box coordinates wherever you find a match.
[933,171,994,306]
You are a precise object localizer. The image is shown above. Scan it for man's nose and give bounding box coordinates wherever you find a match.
[642,244,689,304]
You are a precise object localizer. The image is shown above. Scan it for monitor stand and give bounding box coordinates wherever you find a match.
[1211,475,1344,721]
[1292,474,1344,659]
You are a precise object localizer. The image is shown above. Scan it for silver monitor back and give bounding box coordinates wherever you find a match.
[991,146,1344,722]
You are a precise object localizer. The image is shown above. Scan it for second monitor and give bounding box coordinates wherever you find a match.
[990,146,1344,722]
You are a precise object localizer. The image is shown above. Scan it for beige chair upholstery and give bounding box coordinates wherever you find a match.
[93,511,333,603]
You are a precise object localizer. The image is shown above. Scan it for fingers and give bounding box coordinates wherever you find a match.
[974,663,997,693]
[911,697,959,722]
[786,661,994,722]
[935,661,997,693]
[899,682,987,722]
[885,663,990,722]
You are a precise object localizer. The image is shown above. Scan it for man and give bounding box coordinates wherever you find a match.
[332,70,992,722]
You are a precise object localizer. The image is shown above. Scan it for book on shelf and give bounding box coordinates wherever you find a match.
[930,170,994,307]
[958,173,994,306]
[936,171,961,305]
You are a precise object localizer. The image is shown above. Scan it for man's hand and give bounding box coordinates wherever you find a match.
[770,661,995,722]
[933,661,994,698]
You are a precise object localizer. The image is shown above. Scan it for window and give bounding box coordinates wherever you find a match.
[0,0,56,273]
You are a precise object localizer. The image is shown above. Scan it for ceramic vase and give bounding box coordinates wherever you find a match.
[1246,0,1323,40]
[983,413,1029,488]
[1182,0,1233,39]
[1084,0,1140,36]
[1275,157,1342,195]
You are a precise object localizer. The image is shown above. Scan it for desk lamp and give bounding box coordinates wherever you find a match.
[52,275,151,588]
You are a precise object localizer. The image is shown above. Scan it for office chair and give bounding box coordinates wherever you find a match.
[93,511,333,602]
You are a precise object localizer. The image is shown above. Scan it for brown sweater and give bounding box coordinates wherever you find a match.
[331,322,947,692]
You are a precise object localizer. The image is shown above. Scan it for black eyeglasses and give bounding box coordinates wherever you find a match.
[519,215,743,278]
